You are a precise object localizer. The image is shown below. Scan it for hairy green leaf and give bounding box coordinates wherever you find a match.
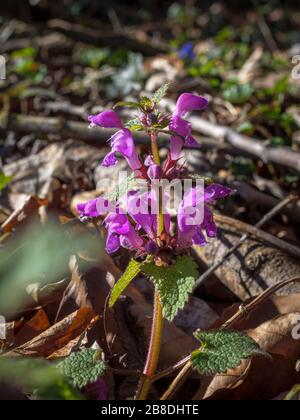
[140,96,153,111]
[58,348,106,389]
[142,256,198,321]
[152,82,170,104]
[191,330,269,376]
[103,173,137,202]
[125,118,144,131]
[109,259,143,307]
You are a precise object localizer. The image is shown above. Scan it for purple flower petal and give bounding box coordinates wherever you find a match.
[102,151,119,167]
[105,213,131,235]
[77,198,99,217]
[144,155,155,167]
[88,110,123,129]
[121,230,144,251]
[192,229,207,246]
[110,129,134,158]
[170,115,192,138]
[206,220,217,238]
[175,93,208,117]
[110,129,142,171]
[204,184,232,203]
[185,135,200,148]
[106,233,120,254]
[148,164,163,180]
[77,196,116,218]
[145,240,159,255]
[170,136,184,160]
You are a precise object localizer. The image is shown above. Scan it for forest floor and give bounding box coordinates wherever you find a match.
[0,1,300,400]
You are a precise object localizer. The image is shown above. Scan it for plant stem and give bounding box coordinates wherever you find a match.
[150,131,161,166]
[150,131,165,238]
[136,289,163,400]
[136,131,164,400]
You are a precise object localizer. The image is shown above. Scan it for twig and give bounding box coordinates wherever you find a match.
[251,0,279,53]
[221,277,300,329]
[152,355,190,382]
[193,194,298,290]
[47,19,166,55]
[4,114,157,146]
[214,214,300,260]
[231,180,300,224]
[160,360,193,401]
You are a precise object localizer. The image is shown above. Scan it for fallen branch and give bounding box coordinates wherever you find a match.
[47,19,166,55]
[4,114,154,145]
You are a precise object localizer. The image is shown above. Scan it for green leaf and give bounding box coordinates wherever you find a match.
[152,82,170,104]
[58,348,106,389]
[191,330,269,376]
[109,259,143,307]
[284,384,300,400]
[142,256,198,321]
[139,96,154,111]
[0,172,13,190]
[0,358,82,400]
[125,118,144,131]
[114,101,141,110]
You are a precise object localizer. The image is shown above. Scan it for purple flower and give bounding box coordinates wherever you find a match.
[88,110,142,171]
[178,42,196,61]
[127,190,170,239]
[104,213,144,254]
[77,196,114,218]
[89,110,123,129]
[102,128,142,171]
[177,184,231,248]
[169,94,208,160]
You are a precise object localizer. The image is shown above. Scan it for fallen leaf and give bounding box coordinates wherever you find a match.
[9,306,94,358]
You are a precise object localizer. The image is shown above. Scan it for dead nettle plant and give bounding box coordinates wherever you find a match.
[77,83,269,400]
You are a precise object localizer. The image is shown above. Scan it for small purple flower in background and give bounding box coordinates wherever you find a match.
[169,93,208,160]
[89,110,142,171]
[178,42,196,61]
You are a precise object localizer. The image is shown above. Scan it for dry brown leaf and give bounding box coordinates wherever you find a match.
[53,255,122,356]
[1,195,47,233]
[8,306,94,358]
[12,309,50,348]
